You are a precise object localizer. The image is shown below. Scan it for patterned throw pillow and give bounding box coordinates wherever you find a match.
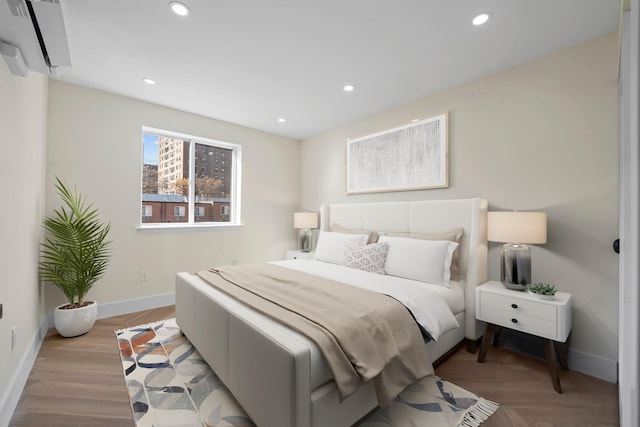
[343,241,389,275]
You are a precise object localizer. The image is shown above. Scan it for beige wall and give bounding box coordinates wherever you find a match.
[45,82,300,310]
[300,34,620,362]
[0,65,48,407]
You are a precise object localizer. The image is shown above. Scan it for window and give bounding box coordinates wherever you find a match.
[174,205,186,219]
[141,205,152,221]
[141,127,242,227]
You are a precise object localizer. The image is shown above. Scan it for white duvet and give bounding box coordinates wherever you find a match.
[271,259,461,341]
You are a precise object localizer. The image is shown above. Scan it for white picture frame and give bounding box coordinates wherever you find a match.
[345,112,448,194]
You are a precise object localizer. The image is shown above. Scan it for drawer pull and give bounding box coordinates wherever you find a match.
[511,318,518,324]
[511,303,518,309]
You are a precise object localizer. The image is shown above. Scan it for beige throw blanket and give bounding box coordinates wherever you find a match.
[197,263,434,407]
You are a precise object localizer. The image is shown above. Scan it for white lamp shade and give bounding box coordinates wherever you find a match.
[488,211,547,244]
[294,212,318,229]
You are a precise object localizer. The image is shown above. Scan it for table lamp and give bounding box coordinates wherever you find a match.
[294,212,318,252]
[488,211,547,290]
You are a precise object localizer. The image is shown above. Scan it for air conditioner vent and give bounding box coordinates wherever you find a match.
[0,0,70,77]
[7,0,29,18]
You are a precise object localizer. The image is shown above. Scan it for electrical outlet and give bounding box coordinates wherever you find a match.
[140,270,150,281]
[232,259,239,266]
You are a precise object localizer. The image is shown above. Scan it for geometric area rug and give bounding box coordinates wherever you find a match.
[116,318,498,427]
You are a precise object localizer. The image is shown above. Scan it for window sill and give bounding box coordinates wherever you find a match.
[137,223,243,232]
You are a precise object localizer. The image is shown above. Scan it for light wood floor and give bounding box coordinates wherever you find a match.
[9,306,619,427]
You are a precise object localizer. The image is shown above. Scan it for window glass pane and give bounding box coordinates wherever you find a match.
[194,143,232,223]
[142,133,190,223]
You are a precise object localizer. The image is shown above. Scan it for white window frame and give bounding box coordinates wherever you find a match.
[194,206,205,217]
[139,126,242,230]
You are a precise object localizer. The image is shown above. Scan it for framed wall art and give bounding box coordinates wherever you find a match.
[345,112,448,194]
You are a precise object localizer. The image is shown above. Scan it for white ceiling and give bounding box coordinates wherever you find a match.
[55,0,621,141]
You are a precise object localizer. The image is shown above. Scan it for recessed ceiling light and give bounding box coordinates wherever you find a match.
[472,12,491,26]
[343,84,355,92]
[277,118,286,123]
[169,1,190,16]
[143,77,156,85]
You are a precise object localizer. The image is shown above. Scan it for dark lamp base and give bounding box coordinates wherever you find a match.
[299,228,312,252]
[500,243,531,291]
[503,282,527,291]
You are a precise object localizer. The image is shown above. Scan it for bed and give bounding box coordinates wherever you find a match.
[175,197,488,427]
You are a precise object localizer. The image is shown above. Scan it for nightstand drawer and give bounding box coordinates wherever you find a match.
[286,250,315,260]
[480,291,557,322]
[479,306,558,338]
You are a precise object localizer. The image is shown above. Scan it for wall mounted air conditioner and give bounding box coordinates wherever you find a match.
[0,0,71,77]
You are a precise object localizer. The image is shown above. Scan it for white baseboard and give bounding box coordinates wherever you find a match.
[96,292,175,320]
[44,292,176,328]
[568,347,618,384]
[0,316,47,427]
[3,293,176,427]
[498,329,618,384]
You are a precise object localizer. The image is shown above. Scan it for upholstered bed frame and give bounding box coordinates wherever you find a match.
[175,197,488,427]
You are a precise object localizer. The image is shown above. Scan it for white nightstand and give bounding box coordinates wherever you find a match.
[286,250,315,260]
[476,281,572,393]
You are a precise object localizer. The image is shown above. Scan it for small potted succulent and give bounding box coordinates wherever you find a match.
[527,283,557,300]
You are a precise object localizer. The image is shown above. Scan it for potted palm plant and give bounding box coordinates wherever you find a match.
[39,177,111,337]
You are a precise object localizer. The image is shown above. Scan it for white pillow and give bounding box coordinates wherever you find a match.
[314,231,369,265]
[343,241,389,275]
[379,236,459,287]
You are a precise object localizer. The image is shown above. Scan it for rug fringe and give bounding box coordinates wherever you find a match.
[456,398,500,427]
[114,317,176,334]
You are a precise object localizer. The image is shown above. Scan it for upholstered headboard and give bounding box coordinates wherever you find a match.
[319,198,488,340]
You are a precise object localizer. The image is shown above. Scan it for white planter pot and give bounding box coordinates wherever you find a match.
[527,290,556,301]
[54,301,98,337]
